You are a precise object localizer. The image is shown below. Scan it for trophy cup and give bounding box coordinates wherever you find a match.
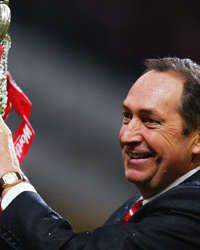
[0,1,35,163]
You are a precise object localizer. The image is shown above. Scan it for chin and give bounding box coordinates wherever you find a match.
[125,169,145,184]
[124,166,156,186]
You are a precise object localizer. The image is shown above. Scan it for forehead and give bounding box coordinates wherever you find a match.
[124,70,184,115]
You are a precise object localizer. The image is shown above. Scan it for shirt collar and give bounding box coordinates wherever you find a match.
[142,166,200,205]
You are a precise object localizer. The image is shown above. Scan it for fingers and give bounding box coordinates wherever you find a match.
[0,115,11,136]
[0,115,21,177]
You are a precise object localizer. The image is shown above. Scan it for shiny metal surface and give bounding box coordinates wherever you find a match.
[0,3,10,42]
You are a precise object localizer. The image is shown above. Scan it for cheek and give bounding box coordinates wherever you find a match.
[144,128,182,155]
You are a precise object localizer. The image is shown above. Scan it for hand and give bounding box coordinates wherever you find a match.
[0,116,21,177]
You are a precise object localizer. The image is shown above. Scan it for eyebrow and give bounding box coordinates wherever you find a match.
[122,104,164,120]
[139,109,154,116]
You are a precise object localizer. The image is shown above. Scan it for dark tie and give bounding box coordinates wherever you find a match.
[120,199,143,225]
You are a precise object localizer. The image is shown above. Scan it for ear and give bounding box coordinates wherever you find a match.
[192,133,200,155]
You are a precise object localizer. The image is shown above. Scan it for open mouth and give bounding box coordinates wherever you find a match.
[127,151,156,159]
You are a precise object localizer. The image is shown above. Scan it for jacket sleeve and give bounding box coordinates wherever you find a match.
[0,191,142,250]
[0,190,200,250]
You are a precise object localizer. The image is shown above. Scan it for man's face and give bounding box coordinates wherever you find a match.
[119,70,198,198]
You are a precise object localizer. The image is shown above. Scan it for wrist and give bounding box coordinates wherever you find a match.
[0,171,27,197]
[2,186,12,198]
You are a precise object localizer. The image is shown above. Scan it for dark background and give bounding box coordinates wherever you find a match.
[5,0,200,231]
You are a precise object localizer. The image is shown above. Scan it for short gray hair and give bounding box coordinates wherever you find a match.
[144,57,200,135]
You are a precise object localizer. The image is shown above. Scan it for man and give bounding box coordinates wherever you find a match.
[0,57,200,250]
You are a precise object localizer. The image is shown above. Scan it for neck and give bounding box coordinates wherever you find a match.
[139,166,200,200]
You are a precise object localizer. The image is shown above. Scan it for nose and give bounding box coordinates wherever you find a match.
[119,118,144,147]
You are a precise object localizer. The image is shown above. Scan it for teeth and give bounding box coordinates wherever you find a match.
[128,152,152,159]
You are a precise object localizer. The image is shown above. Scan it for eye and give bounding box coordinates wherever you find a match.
[122,111,132,124]
[122,111,132,118]
[142,117,160,128]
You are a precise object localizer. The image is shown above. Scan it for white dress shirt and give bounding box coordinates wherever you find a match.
[1,182,36,210]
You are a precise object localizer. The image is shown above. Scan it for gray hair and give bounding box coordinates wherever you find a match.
[144,57,200,135]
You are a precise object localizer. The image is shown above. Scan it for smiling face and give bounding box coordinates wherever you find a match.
[119,70,199,198]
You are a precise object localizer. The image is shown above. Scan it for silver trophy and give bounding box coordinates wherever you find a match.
[0,0,11,115]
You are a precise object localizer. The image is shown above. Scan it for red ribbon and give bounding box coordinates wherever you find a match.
[0,44,34,163]
[3,73,35,163]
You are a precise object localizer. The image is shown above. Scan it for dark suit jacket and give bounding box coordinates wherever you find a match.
[1,171,200,250]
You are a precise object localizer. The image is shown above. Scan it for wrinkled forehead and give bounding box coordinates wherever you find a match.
[124,70,184,111]
[131,70,183,93]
